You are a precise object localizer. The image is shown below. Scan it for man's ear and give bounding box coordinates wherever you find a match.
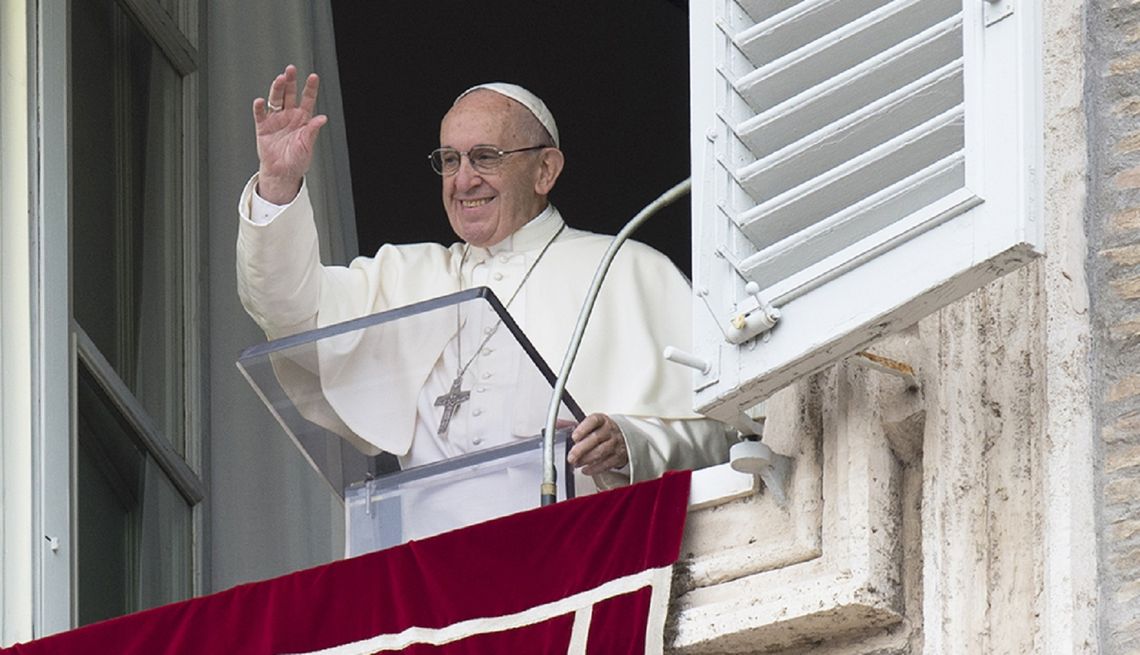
[534,148,565,195]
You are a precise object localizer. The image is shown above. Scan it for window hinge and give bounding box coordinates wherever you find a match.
[984,0,1013,27]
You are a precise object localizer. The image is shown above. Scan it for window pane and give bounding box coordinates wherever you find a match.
[137,458,193,610]
[160,0,181,20]
[76,361,192,625]
[76,427,138,626]
[71,0,185,452]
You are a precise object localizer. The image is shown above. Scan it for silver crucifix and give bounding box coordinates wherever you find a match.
[434,376,470,436]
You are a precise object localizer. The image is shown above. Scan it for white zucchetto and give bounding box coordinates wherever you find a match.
[455,82,560,148]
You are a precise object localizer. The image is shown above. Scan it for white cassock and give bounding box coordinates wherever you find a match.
[236,175,731,496]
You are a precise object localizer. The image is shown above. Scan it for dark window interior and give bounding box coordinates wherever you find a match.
[332,0,694,275]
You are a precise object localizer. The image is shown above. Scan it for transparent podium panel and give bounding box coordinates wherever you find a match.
[346,429,571,555]
[236,288,585,554]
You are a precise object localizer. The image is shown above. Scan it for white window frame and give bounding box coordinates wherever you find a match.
[1,0,206,639]
[1,0,39,644]
[34,0,74,636]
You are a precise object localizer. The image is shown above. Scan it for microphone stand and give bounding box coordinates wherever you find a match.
[541,178,693,505]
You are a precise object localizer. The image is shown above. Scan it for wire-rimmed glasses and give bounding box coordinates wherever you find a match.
[428,145,549,176]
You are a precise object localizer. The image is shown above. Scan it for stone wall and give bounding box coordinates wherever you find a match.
[665,0,1098,652]
[1089,0,1140,651]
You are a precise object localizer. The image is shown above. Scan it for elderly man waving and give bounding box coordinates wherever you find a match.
[237,65,729,489]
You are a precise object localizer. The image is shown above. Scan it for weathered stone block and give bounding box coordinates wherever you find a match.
[1105,475,1140,504]
[1102,243,1140,267]
[1103,410,1140,443]
[1108,373,1140,402]
[1113,577,1140,604]
[1109,52,1140,77]
[1110,547,1140,573]
[669,351,922,653]
[1107,443,1140,473]
[1111,207,1140,234]
[1109,518,1140,542]
[1115,131,1140,154]
[1112,96,1140,117]
[1109,317,1140,341]
[1114,166,1140,190]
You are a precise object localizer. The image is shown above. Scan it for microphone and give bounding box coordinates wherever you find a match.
[540,178,693,505]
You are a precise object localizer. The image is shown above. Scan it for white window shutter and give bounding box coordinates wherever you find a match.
[688,0,1042,423]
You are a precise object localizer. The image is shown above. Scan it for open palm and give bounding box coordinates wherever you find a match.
[252,65,327,203]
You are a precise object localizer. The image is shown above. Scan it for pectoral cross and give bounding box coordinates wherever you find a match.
[434,376,470,436]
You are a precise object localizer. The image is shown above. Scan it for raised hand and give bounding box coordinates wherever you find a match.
[252,65,328,204]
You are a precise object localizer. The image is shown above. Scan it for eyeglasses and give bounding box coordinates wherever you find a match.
[428,145,548,176]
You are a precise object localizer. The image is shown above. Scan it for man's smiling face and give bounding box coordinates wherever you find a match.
[438,91,553,248]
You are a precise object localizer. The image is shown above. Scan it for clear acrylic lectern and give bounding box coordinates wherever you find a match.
[236,288,584,556]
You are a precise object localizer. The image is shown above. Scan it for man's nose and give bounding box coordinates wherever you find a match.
[453,156,483,189]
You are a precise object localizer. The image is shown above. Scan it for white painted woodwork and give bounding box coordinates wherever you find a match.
[689,0,1043,424]
[1,0,34,642]
[34,0,75,635]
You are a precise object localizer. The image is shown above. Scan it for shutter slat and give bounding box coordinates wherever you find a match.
[736,0,801,24]
[734,0,893,66]
[733,0,958,115]
[740,153,967,292]
[737,61,963,203]
[737,107,965,248]
[735,15,962,156]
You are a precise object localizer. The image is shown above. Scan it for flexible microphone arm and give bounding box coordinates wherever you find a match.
[541,178,693,505]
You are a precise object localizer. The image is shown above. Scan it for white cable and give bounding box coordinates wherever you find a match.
[541,178,693,502]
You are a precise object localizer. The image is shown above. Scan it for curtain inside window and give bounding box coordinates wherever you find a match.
[206,0,359,592]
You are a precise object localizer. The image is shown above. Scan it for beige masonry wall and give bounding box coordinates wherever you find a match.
[1090,1,1140,651]
[666,0,1097,652]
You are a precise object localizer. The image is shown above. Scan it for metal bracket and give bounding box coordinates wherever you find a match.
[728,439,793,507]
[984,0,1013,27]
[725,281,781,345]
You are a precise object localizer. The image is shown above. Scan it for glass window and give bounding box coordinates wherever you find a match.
[71,0,185,453]
[69,0,199,625]
[76,360,192,626]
